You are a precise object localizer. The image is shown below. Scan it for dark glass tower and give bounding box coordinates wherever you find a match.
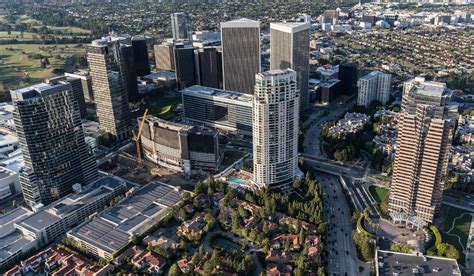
[11,82,98,207]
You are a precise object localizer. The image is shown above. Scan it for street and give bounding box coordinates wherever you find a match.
[316,173,368,276]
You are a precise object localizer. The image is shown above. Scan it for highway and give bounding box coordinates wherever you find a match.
[317,173,364,276]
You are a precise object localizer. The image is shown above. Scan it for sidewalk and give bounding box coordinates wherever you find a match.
[464,214,474,273]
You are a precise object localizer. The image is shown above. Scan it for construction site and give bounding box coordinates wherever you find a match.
[98,108,249,190]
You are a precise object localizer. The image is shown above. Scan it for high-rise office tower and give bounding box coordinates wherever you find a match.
[270,22,310,111]
[10,82,98,207]
[389,77,457,224]
[252,69,299,191]
[45,75,87,119]
[175,46,197,90]
[87,37,132,141]
[338,63,358,95]
[196,47,222,89]
[120,42,139,102]
[221,18,260,94]
[357,71,391,107]
[171,12,191,40]
[65,71,94,103]
[132,35,151,77]
[154,43,175,71]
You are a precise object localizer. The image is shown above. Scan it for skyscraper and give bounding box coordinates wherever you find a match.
[171,12,191,40]
[45,75,87,119]
[221,18,260,95]
[338,63,358,95]
[196,47,222,89]
[10,82,98,207]
[120,42,139,102]
[87,37,132,141]
[389,77,457,224]
[65,71,94,103]
[252,69,299,191]
[174,46,197,90]
[132,35,151,77]
[270,22,310,111]
[154,43,175,71]
[357,71,391,107]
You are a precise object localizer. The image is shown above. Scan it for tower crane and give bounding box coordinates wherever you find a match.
[132,108,148,163]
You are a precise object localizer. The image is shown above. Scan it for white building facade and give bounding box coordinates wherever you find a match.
[357,71,392,107]
[252,69,299,190]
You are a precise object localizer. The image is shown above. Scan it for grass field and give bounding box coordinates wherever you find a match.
[2,15,90,34]
[145,96,182,120]
[440,205,472,261]
[0,44,86,93]
[369,185,389,203]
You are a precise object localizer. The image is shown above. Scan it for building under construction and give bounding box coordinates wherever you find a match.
[139,115,223,174]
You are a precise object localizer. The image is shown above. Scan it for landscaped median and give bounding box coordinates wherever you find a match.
[352,209,377,262]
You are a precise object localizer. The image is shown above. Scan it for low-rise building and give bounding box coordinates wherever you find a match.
[181,85,253,136]
[0,177,127,271]
[67,182,184,261]
[140,115,223,173]
[329,112,370,137]
[376,250,461,276]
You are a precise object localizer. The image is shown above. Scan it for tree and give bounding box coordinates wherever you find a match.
[168,263,182,276]
[390,242,411,253]
[299,228,305,245]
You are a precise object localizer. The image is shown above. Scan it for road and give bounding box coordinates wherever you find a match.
[303,97,356,157]
[317,173,366,276]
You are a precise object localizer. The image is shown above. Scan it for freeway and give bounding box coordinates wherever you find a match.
[318,173,367,276]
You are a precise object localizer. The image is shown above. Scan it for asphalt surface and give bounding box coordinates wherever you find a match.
[317,173,366,276]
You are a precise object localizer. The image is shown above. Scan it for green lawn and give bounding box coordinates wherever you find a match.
[145,96,182,120]
[441,205,472,260]
[0,44,86,93]
[369,186,389,203]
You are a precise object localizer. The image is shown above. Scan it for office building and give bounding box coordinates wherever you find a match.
[140,115,223,173]
[120,42,139,102]
[171,12,191,40]
[318,79,341,104]
[0,177,127,271]
[154,43,175,71]
[338,63,358,95]
[132,35,151,77]
[252,69,299,190]
[389,77,457,224]
[270,22,310,110]
[87,37,132,141]
[181,85,253,136]
[65,71,94,103]
[45,76,87,119]
[221,18,260,95]
[10,82,98,207]
[0,166,21,201]
[376,250,461,276]
[357,71,392,107]
[196,47,222,89]
[67,182,184,261]
[174,46,197,90]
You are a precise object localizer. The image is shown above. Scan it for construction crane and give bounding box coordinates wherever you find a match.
[132,108,148,163]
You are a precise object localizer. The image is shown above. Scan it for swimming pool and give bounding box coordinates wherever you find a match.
[229,176,246,185]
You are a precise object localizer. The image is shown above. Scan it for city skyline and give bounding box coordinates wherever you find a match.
[0,2,472,275]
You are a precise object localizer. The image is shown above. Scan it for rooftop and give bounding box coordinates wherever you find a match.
[17,177,126,232]
[10,82,70,101]
[143,71,176,80]
[270,22,310,33]
[376,250,461,276]
[0,208,33,264]
[221,18,260,28]
[181,85,253,104]
[68,182,184,254]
